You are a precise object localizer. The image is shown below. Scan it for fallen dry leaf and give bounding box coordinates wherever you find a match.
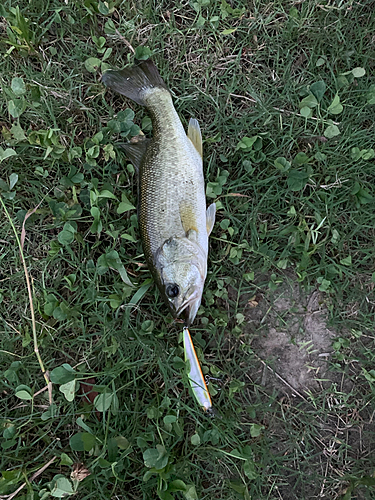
[71,463,91,482]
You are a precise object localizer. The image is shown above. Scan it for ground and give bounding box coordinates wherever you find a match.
[1,1,375,499]
[248,278,337,393]
[240,275,375,499]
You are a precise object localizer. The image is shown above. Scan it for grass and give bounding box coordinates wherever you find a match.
[0,0,375,498]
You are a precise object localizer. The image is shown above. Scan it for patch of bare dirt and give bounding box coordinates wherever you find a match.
[243,279,342,395]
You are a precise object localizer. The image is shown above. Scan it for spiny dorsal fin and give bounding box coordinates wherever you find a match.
[206,203,216,235]
[119,138,150,172]
[187,118,203,158]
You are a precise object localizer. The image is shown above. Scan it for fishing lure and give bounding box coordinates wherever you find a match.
[183,326,212,412]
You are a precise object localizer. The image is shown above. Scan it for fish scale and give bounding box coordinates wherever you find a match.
[139,144,206,258]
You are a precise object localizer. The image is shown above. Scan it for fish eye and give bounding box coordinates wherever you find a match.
[166,284,179,298]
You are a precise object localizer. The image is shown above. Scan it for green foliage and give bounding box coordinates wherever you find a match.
[0,1,374,499]
[134,45,153,60]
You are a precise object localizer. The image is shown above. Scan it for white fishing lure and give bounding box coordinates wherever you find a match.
[183,327,212,411]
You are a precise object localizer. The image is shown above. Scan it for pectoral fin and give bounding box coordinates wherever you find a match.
[206,203,216,235]
[187,118,203,158]
[119,138,150,172]
[179,201,198,234]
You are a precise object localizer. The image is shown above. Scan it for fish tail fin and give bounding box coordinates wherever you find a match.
[101,59,169,106]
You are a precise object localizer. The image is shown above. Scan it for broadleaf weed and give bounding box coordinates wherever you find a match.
[0,1,375,499]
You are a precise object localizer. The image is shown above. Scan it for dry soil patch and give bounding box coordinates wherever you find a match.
[244,279,340,395]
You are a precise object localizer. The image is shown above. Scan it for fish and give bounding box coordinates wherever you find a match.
[102,60,216,326]
[183,326,212,411]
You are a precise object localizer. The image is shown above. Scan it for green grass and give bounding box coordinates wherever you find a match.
[1,0,375,498]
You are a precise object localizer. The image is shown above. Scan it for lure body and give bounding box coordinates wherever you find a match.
[183,327,212,411]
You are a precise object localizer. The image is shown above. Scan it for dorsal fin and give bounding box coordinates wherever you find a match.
[119,138,150,172]
[187,118,203,158]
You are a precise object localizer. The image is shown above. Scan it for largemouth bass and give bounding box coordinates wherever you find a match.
[102,60,216,326]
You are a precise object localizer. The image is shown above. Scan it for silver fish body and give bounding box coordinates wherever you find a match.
[102,60,215,325]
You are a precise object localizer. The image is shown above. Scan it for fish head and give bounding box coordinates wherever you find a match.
[155,236,207,326]
[162,261,203,326]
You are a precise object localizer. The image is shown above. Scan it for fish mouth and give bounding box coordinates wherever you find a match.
[175,292,201,327]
